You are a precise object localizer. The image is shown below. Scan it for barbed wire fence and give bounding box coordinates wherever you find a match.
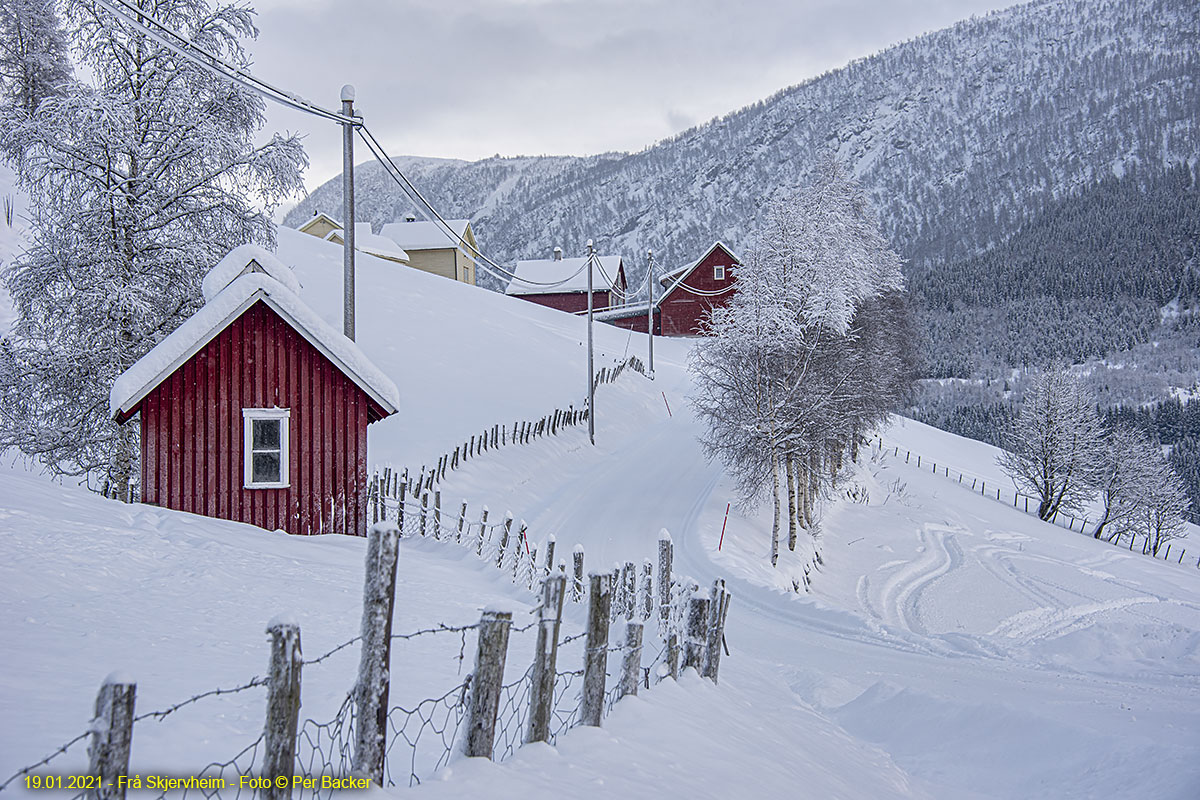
[1,513,728,799]
[877,437,1198,568]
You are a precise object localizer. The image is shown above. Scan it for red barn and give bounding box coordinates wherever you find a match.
[110,246,399,536]
[602,242,739,336]
[505,247,627,313]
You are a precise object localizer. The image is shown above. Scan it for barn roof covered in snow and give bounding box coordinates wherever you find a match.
[111,256,400,421]
[379,219,472,252]
[505,255,624,296]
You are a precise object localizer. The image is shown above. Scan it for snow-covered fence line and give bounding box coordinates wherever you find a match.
[0,519,730,798]
[878,439,1199,569]
[370,355,648,503]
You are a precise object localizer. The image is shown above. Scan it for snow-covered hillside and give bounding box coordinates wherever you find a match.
[2,234,1198,799]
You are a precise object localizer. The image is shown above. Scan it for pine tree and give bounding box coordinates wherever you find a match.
[0,0,306,499]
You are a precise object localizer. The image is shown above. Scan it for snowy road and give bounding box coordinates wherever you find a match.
[434,373,1200,800]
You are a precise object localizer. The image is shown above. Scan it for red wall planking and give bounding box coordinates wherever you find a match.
[135,301,384,536]
[657,244,739,337]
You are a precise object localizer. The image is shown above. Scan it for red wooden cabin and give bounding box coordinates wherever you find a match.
[505,248,627,313]
[110,246,399,536]
[602,242,739,336]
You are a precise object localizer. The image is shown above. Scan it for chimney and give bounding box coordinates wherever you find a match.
[405,213,416,222]
[553,246,563,261]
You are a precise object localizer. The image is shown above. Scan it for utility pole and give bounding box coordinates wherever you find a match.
[587,240,595,446]
[341,84,356,341]
[646,249,655,377]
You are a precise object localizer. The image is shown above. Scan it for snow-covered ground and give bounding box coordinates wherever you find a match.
[2,229,1199,799]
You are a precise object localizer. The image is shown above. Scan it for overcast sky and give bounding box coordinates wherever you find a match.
[249,0,1019,191]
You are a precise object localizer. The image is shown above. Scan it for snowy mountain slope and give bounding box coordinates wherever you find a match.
[286,0,1200,289]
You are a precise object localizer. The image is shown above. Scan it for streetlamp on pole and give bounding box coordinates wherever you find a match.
[646,249,655,377]
[586,239,595,446]
[341,84,356,341]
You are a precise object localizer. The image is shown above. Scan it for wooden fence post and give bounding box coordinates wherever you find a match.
[667,632,680,679]
[86,676,136,800]
[434,490,442,538]
[682,593,709,673]
[350,522,400,783]
[619,622,643,699]
[657,531,673,636]
[463,609,513,758]
[457,499,468,542]
[641,559,653,621]
[526,574,566,744]
[477,506,490,557]
[419,492,429,537]
[580,573,612,727]
[515,522,530,580]
[704,581,731,683]
[396,480,407,533]
[498,513,514,568]
[573,545,585,602]
[609,566,622,623]
[544,535,556,577]
[263,619,302,798]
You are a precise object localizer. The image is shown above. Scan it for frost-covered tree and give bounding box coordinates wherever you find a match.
[0,0,306,499]
[691,159,911,567]
[0,0,74,162]
[1092,424,1153,540]
[998,367,1105,520]
[1134,451,1189,556]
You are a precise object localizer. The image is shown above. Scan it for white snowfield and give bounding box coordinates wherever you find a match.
[2,229,1199,799]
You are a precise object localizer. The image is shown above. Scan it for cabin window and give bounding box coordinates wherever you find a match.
[714,264,726,281]
[243,408,290,488]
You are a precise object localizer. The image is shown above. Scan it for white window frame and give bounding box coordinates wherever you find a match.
[243,407,290,489]
[714,264,726,281]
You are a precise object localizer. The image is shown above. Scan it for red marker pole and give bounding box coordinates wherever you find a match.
[718,502,731,551]
[662,392,672,417]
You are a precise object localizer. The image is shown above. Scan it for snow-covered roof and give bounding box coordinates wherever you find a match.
[593,302,652,321]
[349,223,410,262]
[505,255,624,296]
[112,267,400,421]
[379,219,471,252]
[201,244,302,301]
[297,212,342,234]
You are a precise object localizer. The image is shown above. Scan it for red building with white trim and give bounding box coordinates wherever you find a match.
[505,248,628,313]
[110,246,399,536]
[603,242,739,336]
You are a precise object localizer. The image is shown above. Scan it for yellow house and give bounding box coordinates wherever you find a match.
[380,217,478,285]
[297,212,342,240]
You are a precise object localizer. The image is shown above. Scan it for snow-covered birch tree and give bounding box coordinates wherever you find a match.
[691,157,912,568]
[0,0,306,499]
[998,367,1105,521]
[0,0,74,163]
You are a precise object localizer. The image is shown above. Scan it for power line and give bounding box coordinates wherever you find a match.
[357,127,592,289]
[93,0,637,296]
[94,0,355,126]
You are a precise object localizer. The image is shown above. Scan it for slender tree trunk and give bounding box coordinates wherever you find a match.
[785,453,798,551]
[770,450,780,567]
